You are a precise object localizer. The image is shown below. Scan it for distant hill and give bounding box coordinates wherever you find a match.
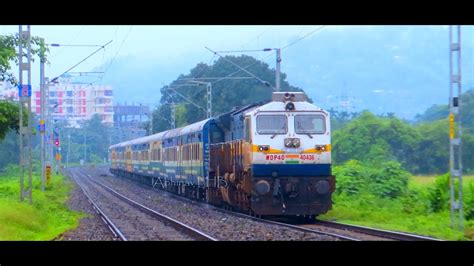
[75,26,474,120]
[281,26,474,119]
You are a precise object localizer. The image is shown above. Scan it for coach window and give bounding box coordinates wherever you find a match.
[256,115,287,135]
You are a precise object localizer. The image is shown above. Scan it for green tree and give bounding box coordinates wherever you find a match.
[1,34,48,84]
[415,88,474,134]
[413,119,449,174]
[332,110,420,169]
[0,101,20,140]
[153,55,309,131]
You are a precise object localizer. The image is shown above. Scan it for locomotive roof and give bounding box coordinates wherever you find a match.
[109,118,212,149]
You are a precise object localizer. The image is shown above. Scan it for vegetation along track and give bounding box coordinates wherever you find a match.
[69,169,217,241]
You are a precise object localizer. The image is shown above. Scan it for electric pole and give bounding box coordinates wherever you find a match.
[18,25,33,204]
[83,131,87,165]
[449,25,464,230]
[207,83,212,118]
[67,133,70,168]
[171,104,176,129]
[188,81,212,118]
[40,38,46,191]
[275,48,281,92]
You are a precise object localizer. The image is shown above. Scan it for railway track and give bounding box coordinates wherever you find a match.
[69,170,127,241]
[308,220,443,241]
[81,167,444,241]
[70,169,217,241]
[82,167,358,241]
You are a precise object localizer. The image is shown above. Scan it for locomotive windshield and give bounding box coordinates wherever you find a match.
[294,114,325,134]
[256,115,287,134]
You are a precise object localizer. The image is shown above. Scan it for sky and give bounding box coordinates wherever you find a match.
[0,25,325,87]
[1,25,472,119]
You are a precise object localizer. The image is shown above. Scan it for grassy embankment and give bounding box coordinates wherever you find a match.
[0,165,82,240]
[321,175,474,240]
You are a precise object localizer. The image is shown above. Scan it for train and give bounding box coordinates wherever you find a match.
[109,91,335,219]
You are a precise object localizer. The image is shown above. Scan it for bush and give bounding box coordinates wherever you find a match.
[333,160,367,196]
[334,160,409,198]
[465,183,474,220]
[368,161,409,198]
[427,174,450,212]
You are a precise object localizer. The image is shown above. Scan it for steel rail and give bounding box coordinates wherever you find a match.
[311,220,443,241]
[69,170,127,241]
[80,172,217,241]
[96,168,358,241]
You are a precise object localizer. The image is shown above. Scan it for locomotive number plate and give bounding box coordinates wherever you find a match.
[266,154,285,161]
[299,154,315,160]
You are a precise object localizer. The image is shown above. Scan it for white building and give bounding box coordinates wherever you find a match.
[31,77,114,127]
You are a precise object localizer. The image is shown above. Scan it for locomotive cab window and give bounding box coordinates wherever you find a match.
[244,117,251,142]
[256,115,287,135]
[294,114,326,134]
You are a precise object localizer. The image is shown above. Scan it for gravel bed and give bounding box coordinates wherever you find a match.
[78,167,340,241]
[55,177,116,241]
[72,171,193,241]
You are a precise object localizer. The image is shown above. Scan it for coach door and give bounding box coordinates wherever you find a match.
[125,146,132,172]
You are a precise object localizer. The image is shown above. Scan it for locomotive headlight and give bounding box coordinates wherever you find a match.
[292,138,301,148]
[315,145,327,151]
[258,145,270,151]
[285,102,295,111]
[284,138,293,148]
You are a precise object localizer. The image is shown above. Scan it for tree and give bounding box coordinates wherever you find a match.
[332,110,420,168]
[0,101,20,140]
[153,55,309,131]
[0,33,48,85]
[415,88,474,134]
[0,33,48,140]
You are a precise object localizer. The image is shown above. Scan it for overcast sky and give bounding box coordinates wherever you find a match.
[0,25,328,86]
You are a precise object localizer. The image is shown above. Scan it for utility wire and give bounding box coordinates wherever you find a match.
[101,26,133,81]
[49,26,86,60]
[50,40,113,83]
[240,26,272,49]
[205,47,274,89]
[281,26,326,50]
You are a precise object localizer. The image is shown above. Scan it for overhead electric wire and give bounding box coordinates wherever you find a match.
[49,26,86,60]
[205,47,274,89]
[50,40,113,83]
[240,26,272,49]
[100,26,133,81]
[281,25,326,50]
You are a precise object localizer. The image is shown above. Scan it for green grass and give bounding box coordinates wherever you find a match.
[410,175,474,186]
[0,166,83,240]
[320,176,474,241]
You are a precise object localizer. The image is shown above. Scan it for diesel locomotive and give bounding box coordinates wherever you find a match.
[109,92,335,219]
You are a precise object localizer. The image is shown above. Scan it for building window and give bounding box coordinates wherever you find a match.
[67,107,73,113]
[66,91,73,97]
[105,90,113,96]
[50,91,56,97]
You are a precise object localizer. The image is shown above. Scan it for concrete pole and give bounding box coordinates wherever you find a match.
[207,83,212,118]
[276,48,281,92]
[40,44,45,191]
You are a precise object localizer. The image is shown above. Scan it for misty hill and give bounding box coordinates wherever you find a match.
[74,26,474,120]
